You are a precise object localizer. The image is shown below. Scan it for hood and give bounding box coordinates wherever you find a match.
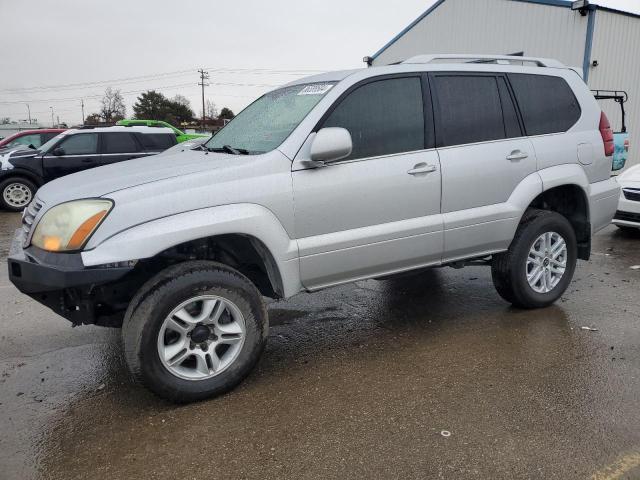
[618,163,640,187]
[36,149,236,206]
[0,148,38,170]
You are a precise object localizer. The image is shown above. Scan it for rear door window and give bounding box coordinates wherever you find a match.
[432,74,509,147]
[8,134,41,148]
[138,133,177,151]
[58,133,98,155]
[320,76,426,161]
[102,133,140,154]
[508,74,581,136]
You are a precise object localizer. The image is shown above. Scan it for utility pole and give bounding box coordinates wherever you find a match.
[50,106,54,127]
[198,68,210,132]
[26,104,31,125]
[81,99,85,124]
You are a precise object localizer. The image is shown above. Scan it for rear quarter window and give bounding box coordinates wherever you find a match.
[508,74,581,136]
[138,133,177,151]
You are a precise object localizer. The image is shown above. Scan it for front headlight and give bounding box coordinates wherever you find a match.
[31,199,113,252]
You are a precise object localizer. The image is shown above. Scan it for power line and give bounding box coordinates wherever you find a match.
[0,81,281,105]
[0,67,324,94]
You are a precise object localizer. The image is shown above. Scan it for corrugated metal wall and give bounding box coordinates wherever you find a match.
[589,10,640,167]
[373,0,588,68]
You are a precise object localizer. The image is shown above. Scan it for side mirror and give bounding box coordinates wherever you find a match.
[53,147,65,156]
[310,127,352,163]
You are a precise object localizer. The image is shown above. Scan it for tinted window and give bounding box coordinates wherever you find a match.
[433,75,507,147]
[41,132,60,143]
[322,77,425,160]
[508,74,581,136]
[102,133,139,154]
[58,133,98,155]
[8,134,41,148]
[138,133,176,151]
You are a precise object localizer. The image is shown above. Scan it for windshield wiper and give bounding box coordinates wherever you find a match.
[207,145,250,155]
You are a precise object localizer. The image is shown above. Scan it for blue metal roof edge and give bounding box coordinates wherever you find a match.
[370,0,446,60]
[369,0,638,61]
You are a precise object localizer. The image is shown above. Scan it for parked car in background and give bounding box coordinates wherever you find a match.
[7,54,620,402]
[0,129,66,151]
[116,119,209,143]
[613,163,640,231]
[0,125,176,211]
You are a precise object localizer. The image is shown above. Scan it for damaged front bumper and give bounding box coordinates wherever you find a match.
[7,229,134,326]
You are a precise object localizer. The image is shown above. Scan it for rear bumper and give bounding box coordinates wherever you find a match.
[8,229,133,325]
[589,178,620,233]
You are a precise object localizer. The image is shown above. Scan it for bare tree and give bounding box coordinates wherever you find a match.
[99,88,126,124]
[173,94,191,108]
[206,99,218,120]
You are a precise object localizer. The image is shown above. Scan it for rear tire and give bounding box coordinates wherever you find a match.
[122,261,268,403]
[0,177,36,212]
[492,209,577,309]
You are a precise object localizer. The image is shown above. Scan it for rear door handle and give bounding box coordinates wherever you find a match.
[407,163,437,175]
[81,158,95,163]
[506,150,529,161]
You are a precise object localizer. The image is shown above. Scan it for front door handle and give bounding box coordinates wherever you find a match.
[407,163,437,175]
[81,158,95,163]
[506,150,529,161]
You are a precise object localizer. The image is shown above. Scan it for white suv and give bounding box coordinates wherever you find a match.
[8,55,620,402]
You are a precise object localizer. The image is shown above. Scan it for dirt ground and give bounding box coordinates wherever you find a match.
[1,211,639,479]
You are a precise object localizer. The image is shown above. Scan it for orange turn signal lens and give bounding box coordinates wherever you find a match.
[66,210,108,250]
[43,236,62,251]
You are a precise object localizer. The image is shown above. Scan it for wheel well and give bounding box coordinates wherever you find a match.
[0,173,42,188]
[140,234,284,299]
[528,185,591,260]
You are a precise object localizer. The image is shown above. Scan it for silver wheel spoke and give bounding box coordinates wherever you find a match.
[194,351,211,376]
[157,295,246,381]
[166,317,190,334]
[166,342,190,366]
[526,231,568,294]
[218,333,243,345]
[174,308,199,325]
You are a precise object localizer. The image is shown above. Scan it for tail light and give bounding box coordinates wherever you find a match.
[599,111,614,157]
[624,138,630,153]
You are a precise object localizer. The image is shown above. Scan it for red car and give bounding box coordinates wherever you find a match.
[0,129,66,150]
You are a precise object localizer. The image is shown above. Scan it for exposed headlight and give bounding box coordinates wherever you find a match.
[31,199,113,252]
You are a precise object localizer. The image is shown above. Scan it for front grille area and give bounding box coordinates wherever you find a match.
[22,198,43,245]
[623,188,640,202]
[614,210,640,223]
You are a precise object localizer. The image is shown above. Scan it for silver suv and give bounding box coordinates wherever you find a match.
[8,55,620,402]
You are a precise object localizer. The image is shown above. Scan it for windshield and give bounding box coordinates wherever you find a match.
[38,132,66,153]
[205,82,336,154]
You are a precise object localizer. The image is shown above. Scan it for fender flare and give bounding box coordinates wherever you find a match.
[82,203,302,297]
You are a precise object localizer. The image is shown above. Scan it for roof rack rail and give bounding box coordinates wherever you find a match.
[401,54,565,68]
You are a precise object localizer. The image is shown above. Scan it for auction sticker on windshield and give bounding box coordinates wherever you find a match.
[298,84,334,96]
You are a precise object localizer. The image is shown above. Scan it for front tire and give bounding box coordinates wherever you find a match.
[0,177,36,212]
[492,209,577,309]
[122,261,268,403]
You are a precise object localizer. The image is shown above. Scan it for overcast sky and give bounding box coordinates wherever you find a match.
[0,0,638,127]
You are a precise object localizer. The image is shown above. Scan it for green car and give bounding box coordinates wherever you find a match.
[116,119,209,143]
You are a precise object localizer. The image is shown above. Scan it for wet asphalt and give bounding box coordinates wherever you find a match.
[0,211,639,480]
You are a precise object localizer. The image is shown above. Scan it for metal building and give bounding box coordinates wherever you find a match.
[369,0,640,167]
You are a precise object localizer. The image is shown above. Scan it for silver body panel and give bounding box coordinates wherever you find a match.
[30,58,620,298]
